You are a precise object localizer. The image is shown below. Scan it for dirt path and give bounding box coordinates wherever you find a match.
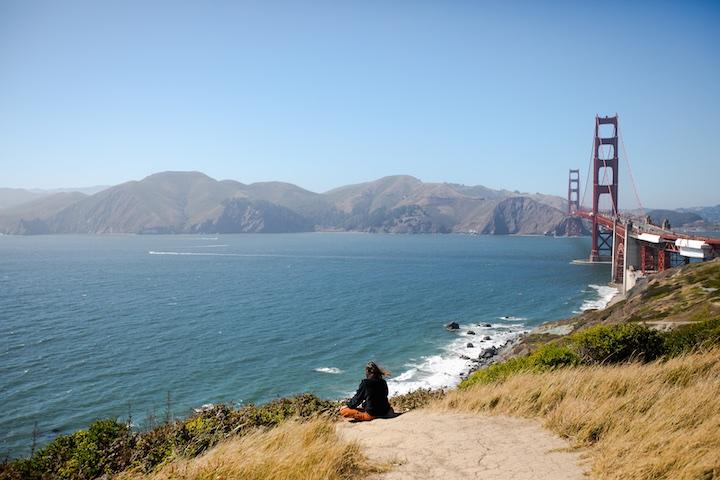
[337,410,587,480]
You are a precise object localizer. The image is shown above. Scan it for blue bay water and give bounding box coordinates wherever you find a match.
[0,233,611,458]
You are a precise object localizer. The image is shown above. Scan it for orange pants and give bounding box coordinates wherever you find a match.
[339,406,376,422]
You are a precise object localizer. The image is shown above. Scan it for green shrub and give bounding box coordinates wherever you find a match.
[0,419,132,480]
[390,388,446,411]
[663,317,720,356]
[530,344,582,369]
[460,356,532,388]
[572,323,665,364]
[0,458,40,480]
[173,394,338,457]
[460,343,581,388]
[131,423,175,472]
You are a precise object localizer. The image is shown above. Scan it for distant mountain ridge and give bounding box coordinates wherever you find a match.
[0,186,109,211]
[0,188,49,210]
[0,171,573,235]
[645,209,706,228]
[676,205,720,224]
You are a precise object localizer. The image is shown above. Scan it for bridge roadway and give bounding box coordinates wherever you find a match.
[575,209,720,257]
[573,209,718,292]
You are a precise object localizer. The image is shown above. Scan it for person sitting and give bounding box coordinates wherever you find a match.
[339,361,392,421]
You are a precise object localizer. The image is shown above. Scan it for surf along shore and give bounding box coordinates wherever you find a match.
[452,281,621,385]
[384,282,621,397]
[2,259,718,479]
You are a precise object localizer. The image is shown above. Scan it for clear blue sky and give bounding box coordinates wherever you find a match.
[1,0,718,208]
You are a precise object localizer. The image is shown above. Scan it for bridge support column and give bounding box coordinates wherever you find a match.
[568,169,580,215]
[612,222,625,285]
[658,249,670,272]
[566,169,582,237]
[640,245,657,273]
[590,115,619,262]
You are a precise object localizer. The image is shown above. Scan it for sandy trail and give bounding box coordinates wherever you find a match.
[337,410,587,480]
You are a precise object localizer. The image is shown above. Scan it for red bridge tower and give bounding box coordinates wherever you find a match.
[565,169,583,237]
[590,115,619,262]
[567,169,580,215]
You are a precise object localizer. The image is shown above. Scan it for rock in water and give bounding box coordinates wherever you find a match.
[446,322,460,330]
[480,346,497,359]
[467,330,476,335]
[466,343,474,348]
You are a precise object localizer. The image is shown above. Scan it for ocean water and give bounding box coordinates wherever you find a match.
[0,233,613,458]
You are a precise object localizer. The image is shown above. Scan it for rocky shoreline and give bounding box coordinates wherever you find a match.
[443,320,527,383]
[454,282,625,382]
[460,335,526,381]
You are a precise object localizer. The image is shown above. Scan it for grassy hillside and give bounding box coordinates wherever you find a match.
[116,420,381,480]
[440,348,720,480]
[515,259,720,357]
[440,259,720,479]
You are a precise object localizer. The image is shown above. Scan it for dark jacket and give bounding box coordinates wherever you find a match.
[347,377,391,416]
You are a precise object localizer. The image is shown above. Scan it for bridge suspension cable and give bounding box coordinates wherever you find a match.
[600,138,618,217]
[617,115,645,215]
[580,125,594,210]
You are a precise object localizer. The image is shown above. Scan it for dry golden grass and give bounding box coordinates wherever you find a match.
[436,348,720,480]
[117,419,383,480]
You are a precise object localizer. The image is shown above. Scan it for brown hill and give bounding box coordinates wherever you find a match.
[0,172,571,235]
[0,192,88,234]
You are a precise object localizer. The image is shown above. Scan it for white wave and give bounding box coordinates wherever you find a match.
[580,284,618,311]
[193,403,215,413]
[195,244,229,248]
[386,324,528,396]
[497,316,527,321]
[314,367,343,374]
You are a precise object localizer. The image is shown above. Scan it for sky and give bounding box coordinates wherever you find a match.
[1,0,718,208]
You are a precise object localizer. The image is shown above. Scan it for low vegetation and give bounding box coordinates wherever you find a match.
[116,419,381,480]
[663,315,720,355]
[440,348,720,479]
[0,388,438,480]
[387,388,447,411]
[461,316,720,388]
[449,306,720,480]
[535,259,720,331]
[0,394,340,480]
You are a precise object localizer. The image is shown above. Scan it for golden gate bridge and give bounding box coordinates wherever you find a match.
[567,115,720,293]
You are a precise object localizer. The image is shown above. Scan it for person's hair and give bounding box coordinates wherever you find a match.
[365,361,390,379]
